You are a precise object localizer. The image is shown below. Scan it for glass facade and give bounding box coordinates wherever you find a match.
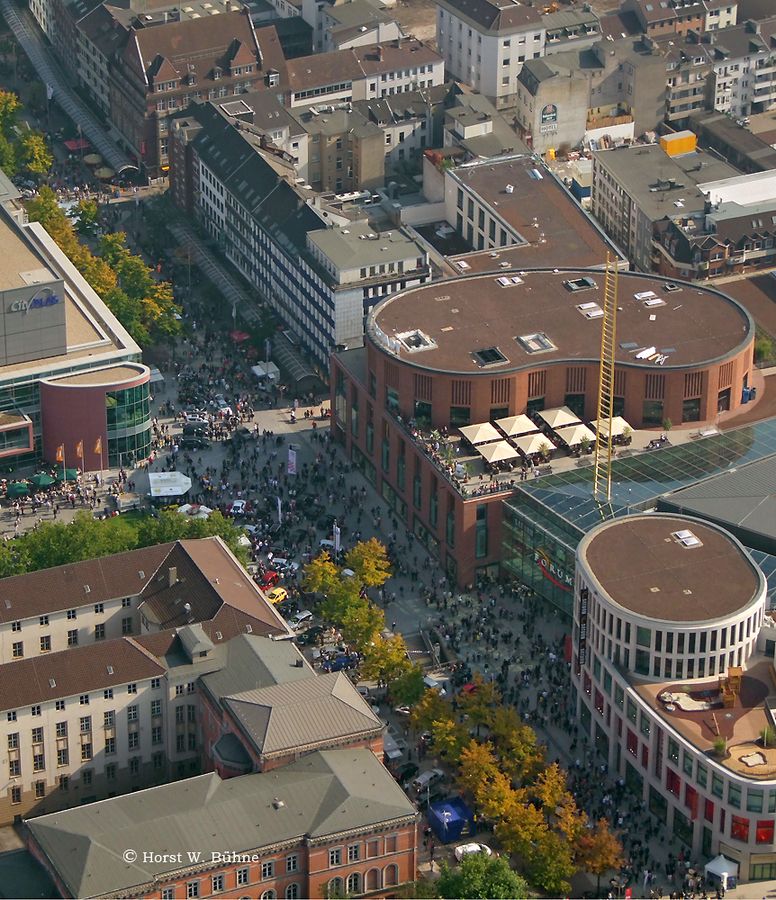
[106,382,151,466]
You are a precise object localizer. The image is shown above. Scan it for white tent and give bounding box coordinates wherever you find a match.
[251,361,280,382]
[591,416,631,437]
[704,855,738,891]
[512,433,557,456]
[555,423,597,447]
[477,440,519,463]
[537,406,581,430]
[495,414,537,437]
[459,422,502,445]
[148,471,192,498]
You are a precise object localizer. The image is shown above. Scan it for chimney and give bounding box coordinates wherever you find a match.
[168,566,178,588]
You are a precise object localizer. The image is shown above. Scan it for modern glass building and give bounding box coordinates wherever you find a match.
[502,416,776,617]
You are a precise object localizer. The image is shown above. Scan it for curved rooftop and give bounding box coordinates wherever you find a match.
[367,269,753,374]
[580,514,763,623]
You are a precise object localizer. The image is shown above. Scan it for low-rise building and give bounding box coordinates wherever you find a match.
[27,749,418,899]
[571,512,776,882]
[622,0,737,38]
[591,140,739,271]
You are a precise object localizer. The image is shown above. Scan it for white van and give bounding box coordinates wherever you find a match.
[412,768,444,793]
[423,675,448,696]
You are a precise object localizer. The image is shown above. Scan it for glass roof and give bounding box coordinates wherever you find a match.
[513,416,776,535]
[750,550,776,610]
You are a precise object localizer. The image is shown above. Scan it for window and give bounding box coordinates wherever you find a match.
[82,769,92,786]
[34,781,45,799]
[261,861,275,879]
[122,617,133,635]
[11,621,20,632]
[729,783,742,808]
[8,759,20,777]
[7,733,18,749]
[79,695,89,706]
[756,820,775,844]
[286,854,298,873]
[80,716,91,733]
[187,882,200,899]
[128,732,139,750]
[40,636,51,652]
[67,609,76,620]
[212,874,224,893]
[10,786,21,805]
[7,712,15,722]
[106,763,117,780]
[95,623,106,641]
[56,699,65,711]
[105,737,116,755]
[329,848,342,867]
[127,683,137,694]
[12,641,22,658]
[152,725,162,745]
[81,743,92,761]
[237,868,249,886]
[162,891,174,900]
[39,616,48,626]
[285,886,300,900]
[348,844,360,862]
[104,689,113,700]
[58,775,69,791]
[31,705,41,717]
[127,705,138,722]
[122,598,132,608]
[67,629,78,647]
[57,748,68,766]
[151,678,161,689]
[731,815,749,842]
[151,700,162,717]
[94,603,104,614]
[129,756,140,776]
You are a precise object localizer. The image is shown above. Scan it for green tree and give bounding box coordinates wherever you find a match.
[0,89,20,132]
[136,510,248,563]
[396,878,439,899]
[18,130,51,174]
[437,854,528,900]
[0,132,17,175]
[390,666,426,706]
[74,198,100,235]
[21,511,136,570]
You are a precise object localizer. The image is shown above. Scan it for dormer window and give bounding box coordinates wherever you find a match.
[186,72,197,86]
[213,66,222,80]
[267,69,280,87]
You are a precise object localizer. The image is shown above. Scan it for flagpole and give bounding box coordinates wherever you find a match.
[62,444,66,483]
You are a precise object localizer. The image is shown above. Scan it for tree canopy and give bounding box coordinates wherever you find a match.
[0,90,52,176]
[25,188,181,344]
[437,853,529,900]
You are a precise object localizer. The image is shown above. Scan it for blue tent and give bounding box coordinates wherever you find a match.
[428,797,475,843]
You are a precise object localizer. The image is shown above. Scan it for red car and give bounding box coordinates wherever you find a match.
[258,570,280,589]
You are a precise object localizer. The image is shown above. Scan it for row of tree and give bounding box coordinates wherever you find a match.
[0,89,52,177]
[410,679,625,896]
[303,540,428,703]
[25,189,181,344]
[0,509,248,578]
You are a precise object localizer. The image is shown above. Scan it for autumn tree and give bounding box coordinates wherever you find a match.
[437,853,528,900]
[409,687,454,733]
[18,130,52,174]
[456,740,500,800]
[344,537,391,588]
[360,633,413,685]
[488,706,545,785]
[457,674,502,734]
[575,817,625,893]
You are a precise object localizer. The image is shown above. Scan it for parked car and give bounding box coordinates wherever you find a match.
[322,653,359,672]
[227,500,247,516]
[265,587,288,605]
[289,610,313,630]
[258,570,280,589]
[411,768,444,794]
[394,705,411,716]
[296,625,325,646]
[180,436,208,450]
[396,763,419,785]
[319,539,336,552]
[454,843,492,862]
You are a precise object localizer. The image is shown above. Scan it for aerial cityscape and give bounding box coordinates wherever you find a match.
[0,0,775,895]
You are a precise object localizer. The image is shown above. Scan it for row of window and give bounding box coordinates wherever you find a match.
[5,679,170,721]
[9,597,132,631]
[12,619,134,656]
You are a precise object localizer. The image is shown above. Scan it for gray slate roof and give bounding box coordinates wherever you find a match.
[27,749,417,898]
[225,670,382,755]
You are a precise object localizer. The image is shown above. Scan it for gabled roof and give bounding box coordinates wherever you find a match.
[0,637,165,711]
[224,670,382,756]
[201,633,314,699]
[27,750,417,898]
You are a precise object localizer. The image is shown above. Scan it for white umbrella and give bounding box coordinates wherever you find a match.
[591,416,631,437]
[459,422,502,445]
[477,441,519,463]
[177,504,193,515]
[512,433,557,456]
[555,423,597,446]
[494,414,537,437]
[537,406,581,430]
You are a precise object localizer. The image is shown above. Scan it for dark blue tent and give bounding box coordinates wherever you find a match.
[428,797,475,843]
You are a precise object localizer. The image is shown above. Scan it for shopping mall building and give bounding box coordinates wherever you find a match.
[330,267,754,586]
[0,186,151,472]
[572,512,776,882]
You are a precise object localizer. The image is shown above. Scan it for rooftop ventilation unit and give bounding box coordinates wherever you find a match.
[516,332,556,354]
[564,276,597,292]
[672,529,703,549]
[577,302,604,319]
[396,329,437,352]
[473,346,509,367]
[505,184,514,193]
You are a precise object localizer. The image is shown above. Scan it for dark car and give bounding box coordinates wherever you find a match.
[396,763,419,785]
[296,624,325,646]
[322,653,360,673]
[180,436,209,450]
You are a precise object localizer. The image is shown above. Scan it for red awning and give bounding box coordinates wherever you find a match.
[63,138,90,151]
[230,330,251,344]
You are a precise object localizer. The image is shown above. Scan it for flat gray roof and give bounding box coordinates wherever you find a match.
[309,221,423,269]
[593,144,739,222]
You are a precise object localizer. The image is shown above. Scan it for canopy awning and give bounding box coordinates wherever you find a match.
[537,406,581,430]
[148,471,192,498]
[64,138,90,151]
[459,422,501,445]
[704,855,739,879]
[512,433,557,456]
[494,414,538,437]
[555,423,597,446]
[272,335,317,388]
[148,367,165,384]
[477,440,519,463]
[591,416,631,437]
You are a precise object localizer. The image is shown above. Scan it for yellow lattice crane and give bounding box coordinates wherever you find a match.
[593,253,619,504]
